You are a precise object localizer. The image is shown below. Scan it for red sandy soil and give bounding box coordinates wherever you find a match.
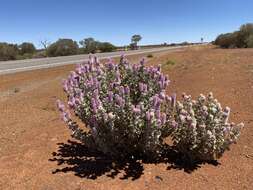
[0,46,252,190]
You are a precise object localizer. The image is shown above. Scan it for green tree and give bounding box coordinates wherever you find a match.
[131,34,142,50]
[47,39,78,57]
[0,43,19,61]
[214,32,238,48]
[98,42,116,52]
[79,38,98,53]
[19,42,36,55]
[246,34,253,48]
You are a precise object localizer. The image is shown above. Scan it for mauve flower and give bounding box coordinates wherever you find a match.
[171,93,176,108]
[157,65,161,72]
[62,111,71,123]
[108,91,113,102]
[62,80,68,91]
[140,58,145,66]
[143,84,148,93]
[139,83,144,92]
[75,98,81,105]
[107,62,114,70]
[166,95,172,102]
[150,111,155,118]
[155,110,161,119]
[103,113,108,121]
[93,89,99,98]
[159,91,166,100]
[56,100,65,112]
[158,81,163,89]
[146,111,151,121]
[171,120,178,128]
[76,67,82,75]
[153,96,161,109]
[153,96,159,106]
[91,98,98,113]
[133,107,141,115]
[70,71,77,78]
[124,86,130,94]
[68,97,76,108]
[119,86,125,95]
[161,113,167,125]
[79,92,84,102]
[133,64,138,72]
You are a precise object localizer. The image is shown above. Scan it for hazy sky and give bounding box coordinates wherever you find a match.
[0,0,252,47]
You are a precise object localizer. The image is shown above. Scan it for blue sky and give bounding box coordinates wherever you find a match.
[0,0,252,48]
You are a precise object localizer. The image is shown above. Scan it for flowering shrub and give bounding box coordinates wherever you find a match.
[170,93,244,161]
[57,56,172,158]
[57,55,244,162]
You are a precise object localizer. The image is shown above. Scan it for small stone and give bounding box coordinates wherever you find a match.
[155,175,163,181]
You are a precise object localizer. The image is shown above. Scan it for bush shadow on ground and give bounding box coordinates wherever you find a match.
[49,140,220,180]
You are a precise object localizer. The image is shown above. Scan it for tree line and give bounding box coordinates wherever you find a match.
[0,34,143,61]
[214,23,253,48]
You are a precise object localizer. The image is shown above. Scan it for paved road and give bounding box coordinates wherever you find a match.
[0,46,187,75]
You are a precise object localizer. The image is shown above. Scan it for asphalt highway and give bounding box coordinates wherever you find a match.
[0,46,187,75]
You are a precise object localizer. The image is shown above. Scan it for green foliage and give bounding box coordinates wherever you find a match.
[79,38,117,53]
[162,60,176,70]
[130,35,142,50]
[32,51,47,58]
[214,23,253,48]
[98,42,116,52]
[246,34,253,48]
[0,42,19,61]
[131,34,142,44]
[47,39,79,57]
[79,37,98,54]
[19,42,36,55]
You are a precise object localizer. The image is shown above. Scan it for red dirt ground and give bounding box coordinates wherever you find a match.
[0,46,252,190]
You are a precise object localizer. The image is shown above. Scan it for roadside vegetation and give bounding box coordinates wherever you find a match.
[214,23,253,48]
[0,33,199,61]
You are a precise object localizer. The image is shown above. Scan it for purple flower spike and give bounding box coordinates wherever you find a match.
[124,86,130,94]
[108,91,113,102]
[68,97,76,108]
[133,64,138,72]
[119,86,125,95]
[140,58,145,66]
[62,111,71,123]
[91,98,98,113]
[171,120,178,128]
[155,110,161,119]
[139,82,144,92]
[133,107,141,115]
[63,82,69,92]
[161,113,167,125]
[171,93,177,108]
[143,84,148,93]
[159,81,163,89]
[146,112,151,121]
[57,100,65,112]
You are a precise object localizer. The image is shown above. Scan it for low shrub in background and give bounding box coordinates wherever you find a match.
[19,42,36,55]
[214,23,253,48]
[147,54,153,58]
[57,56,244,162]
[47,39,79,57]
[0,43,19,61]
